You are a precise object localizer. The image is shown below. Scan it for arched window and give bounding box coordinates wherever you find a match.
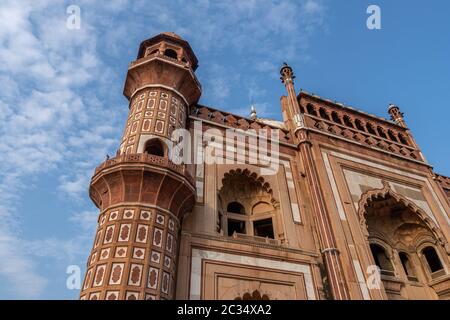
[366,123,376,135]
[319,108,330,120]
[226,202,246,236]
[307,104,317,116]
[398,133,409,145]
[343,115,354,128]
[377,126,387,139]
[387,129,398,142]
[219,170,278,241]
[370,243,394,273]
[251,202,275,239]
[144,138,165,157]
[227,201,245,215]
[164,48,177,59]
[355,119,365,131]
[399,252,416,279]
[422,246,443,273]
[331,111,342,124]
[253,218,274,239]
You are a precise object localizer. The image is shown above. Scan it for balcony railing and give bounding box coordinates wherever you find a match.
[229,232,281,246]
[93,153,194,185]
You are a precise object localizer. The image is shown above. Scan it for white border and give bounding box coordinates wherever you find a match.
[190,248,316,300]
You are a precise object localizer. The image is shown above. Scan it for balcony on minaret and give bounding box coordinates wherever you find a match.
[124,32,202,105]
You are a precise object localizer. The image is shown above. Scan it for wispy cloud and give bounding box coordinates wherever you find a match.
[0,0,327,298]
[0,0,121,298]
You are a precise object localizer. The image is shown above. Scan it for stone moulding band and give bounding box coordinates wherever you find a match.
[128,56,201,99]
[189,248,317,300]
[130,83,191,106]
[97,202,181,222]
[188,116,297,149]
[92,153,195,187]
[309,126,429,167]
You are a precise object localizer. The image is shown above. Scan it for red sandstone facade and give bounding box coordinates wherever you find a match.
[80,33,450,300]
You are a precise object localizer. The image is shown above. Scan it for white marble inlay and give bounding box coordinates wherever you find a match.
[190,248,316,300]
[291,203,301,223]
[323,152,348,220]
[325,150,449,226]
[352,260,371,300]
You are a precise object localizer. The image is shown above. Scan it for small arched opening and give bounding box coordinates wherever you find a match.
[306,104,317,116]
[398,133,409,146]
[422,246,444,274]
[366,122,376,135]
[331,111,342,124]
[355,119,365,131]
[398,252,417,280]
[144,138,165,157]
[319,108,330,120]
[387,129,398,142]
[343,115,354,128]
[164,48,178,59]
[370,243,394,274]
[227,201,245,215]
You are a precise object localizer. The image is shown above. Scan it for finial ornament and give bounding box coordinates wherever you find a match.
[280,62,295,84]
[250,104,257,120]
[388,103,406,127]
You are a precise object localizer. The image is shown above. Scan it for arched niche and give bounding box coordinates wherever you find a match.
[218,168,280,240]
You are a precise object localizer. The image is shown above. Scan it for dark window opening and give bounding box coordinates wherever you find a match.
[149,49,158,55]
[319,108,330,120]
[164,48,177,59]
[366,123,376,135]
[398,133,409,145]
[399,252,415,277]
[370,243,393,271]
[228,219,245,236]
[144,139,165,157]
[253,218,274,239]
[422,247,443,273]
[227,202,245,215]
[377,127,387,138]
[343,116,354,128]
[331,111,342,124]
[388,129,398,142]
[307,104,317,116]
[355,119,365,131]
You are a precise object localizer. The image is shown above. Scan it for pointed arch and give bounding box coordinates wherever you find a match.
[357,182,447,247]
[220,168,277,206]
[234,289,270,300]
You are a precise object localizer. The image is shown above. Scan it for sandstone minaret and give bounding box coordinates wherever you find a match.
[80,32,201,300]
[280,63,350,300]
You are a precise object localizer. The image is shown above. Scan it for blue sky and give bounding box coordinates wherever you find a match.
[0,0,448,299]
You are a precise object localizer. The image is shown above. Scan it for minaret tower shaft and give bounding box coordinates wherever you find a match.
[280,63,350,300]
[80,32,201,300]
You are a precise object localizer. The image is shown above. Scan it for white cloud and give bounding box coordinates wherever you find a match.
[69,210,98,232]
[0,0,328,298]
[0,0,120,298]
